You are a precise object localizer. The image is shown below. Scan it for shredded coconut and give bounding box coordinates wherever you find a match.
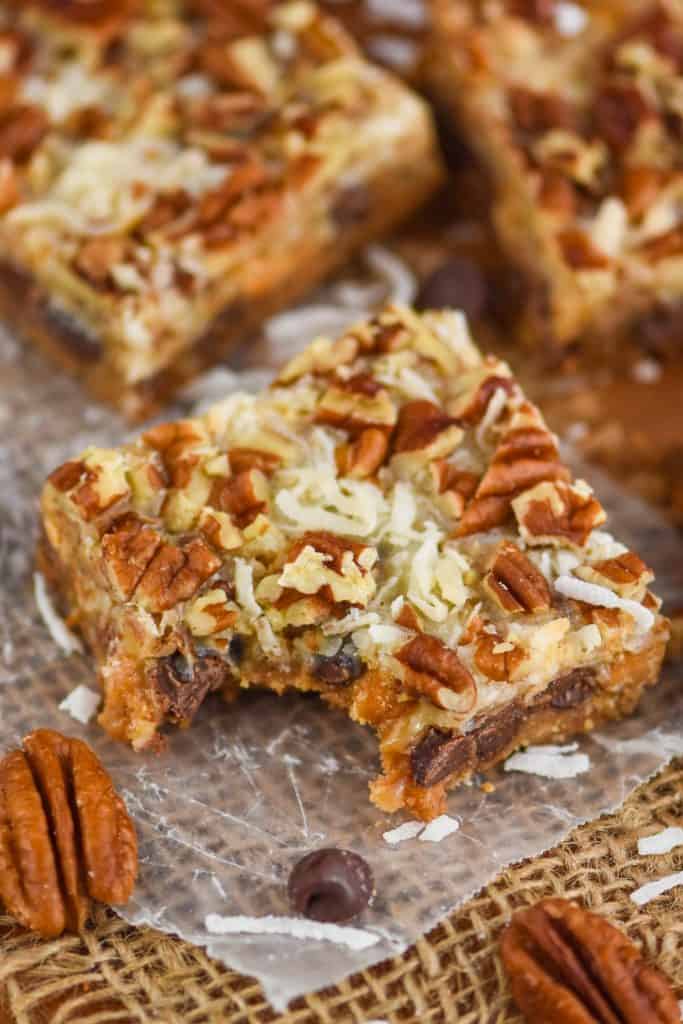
[554,575,654,632]
[630,871,683,907]
[631,358,661,383]
[33,572,83,655]
[638,827,683,857]
[59,684,100,724]
[383,820,424,845]
[554,1,588,36]
[419,815,460,843]
[365,245,417,306]
[234,559,261,617]
[504,743,590,779]
[205,914,380,950]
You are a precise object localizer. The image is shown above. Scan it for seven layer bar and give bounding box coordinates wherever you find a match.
[0,0,441,417]
[40,305,669,819]
[429,0,683,350]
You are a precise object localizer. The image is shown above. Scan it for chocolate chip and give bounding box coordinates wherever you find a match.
[475,703,523,763]
[416,258,488,321]
[153,651,232,722]
[331,184,371,227]
[542,667,596,710]
[288,848,374,923]
[228,633,246,664]
[410,728,475,788]
[312,642,364,687]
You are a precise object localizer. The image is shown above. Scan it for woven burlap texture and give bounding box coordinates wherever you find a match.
[0,759,680,1024]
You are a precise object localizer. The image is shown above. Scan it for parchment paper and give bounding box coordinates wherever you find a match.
[1,254,682,1011]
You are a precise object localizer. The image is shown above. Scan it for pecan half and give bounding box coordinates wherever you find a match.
[397,634,475,712]
[483,541,551,614]
[0,729,137,938]
[501,898,679,1024]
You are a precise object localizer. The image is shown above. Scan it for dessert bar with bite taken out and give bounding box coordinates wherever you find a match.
[0,0,441,418]
[429,0,683,350]
[39,305,669,820]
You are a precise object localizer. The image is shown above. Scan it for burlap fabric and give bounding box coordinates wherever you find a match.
[0,760,680,1024]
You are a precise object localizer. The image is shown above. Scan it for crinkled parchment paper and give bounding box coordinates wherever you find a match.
[1,253,682,1011]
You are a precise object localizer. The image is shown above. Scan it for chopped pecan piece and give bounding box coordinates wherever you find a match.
[501,898,679,1024]
[74,236,127,286]
[483,541,551,614]
[0,730,137,938]
[0,104,48,161]
[575,551,654,600]
[392,400,463,463]
[474,632,524,681]
[0,157,18,213]
[397,634,475,712]
[336,427,389,479]
[512,479,606,548]
[538,170,577,216]
[458,405,569,536]
[557,228,610,270]
[209,468,269,527]
[48,459,85,493]
[509,87,577,136]
[594,83,652,151]
[619,166,664,219]
[315,383,396,435]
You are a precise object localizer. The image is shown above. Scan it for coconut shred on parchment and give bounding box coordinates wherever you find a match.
[0,249,682,1011]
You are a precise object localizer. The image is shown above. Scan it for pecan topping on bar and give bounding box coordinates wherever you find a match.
[474,632,524,681]
[483,541,551,614]
[209,468,269,527]
[512,480,606,548]
[458,404,569,535]
[397,634,475,712]
[575,552,654,600]
[501,898,680,1024]
[0,730,137,938]
[39,306,666,817]
[336,427,390,479]
[134,536,221,613]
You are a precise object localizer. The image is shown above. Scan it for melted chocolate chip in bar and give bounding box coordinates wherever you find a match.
[411,668,598,788]
[152,651,232,722]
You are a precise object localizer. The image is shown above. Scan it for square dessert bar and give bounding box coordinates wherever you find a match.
[429,0,683,349]
[40,305,669,819]
[0,1,441,419]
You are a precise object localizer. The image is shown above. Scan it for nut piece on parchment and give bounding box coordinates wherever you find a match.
[501,898,679,1024]
[0,729,138,938]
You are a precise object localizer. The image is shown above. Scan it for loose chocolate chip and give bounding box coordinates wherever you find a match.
[331,184,371,227]
[410,727,475,788]
[416,258,488,321]
[288,848,374,923]
[474,703,523,763]
[153,651,232,722]
[312,643,364,687]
